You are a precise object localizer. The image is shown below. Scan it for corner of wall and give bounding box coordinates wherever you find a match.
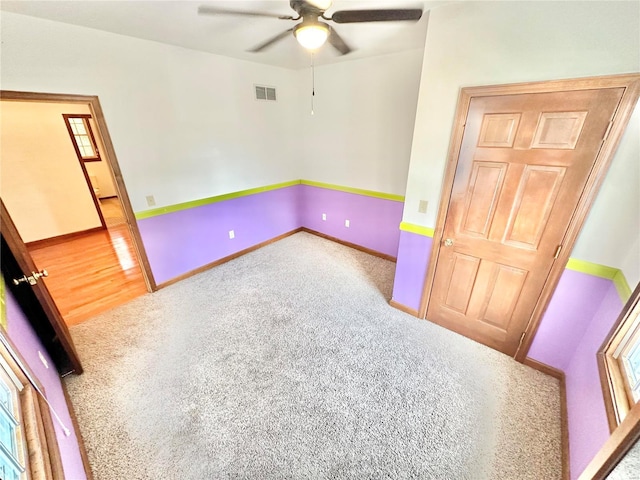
[391,224,433,312]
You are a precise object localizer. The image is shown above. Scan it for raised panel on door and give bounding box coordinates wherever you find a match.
[479,264,528,332]
[477,113,521,148]
[503,165,566,249]
[460,162,507,238]
[442,253,480,315]
[531,111,588,149]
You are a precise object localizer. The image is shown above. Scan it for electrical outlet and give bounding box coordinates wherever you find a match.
[418,200,428,214]
[345,219,350,228]
[322,213,327,221]
[229,230,235,239]
[146,195,156,207]
[38,351,49,369]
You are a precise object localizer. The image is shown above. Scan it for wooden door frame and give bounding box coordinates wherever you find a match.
[418,73,640,362]
[1,199,83,374]
[1,90,157,292]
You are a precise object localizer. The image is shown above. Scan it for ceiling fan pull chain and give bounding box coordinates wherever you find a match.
[311,52,315,115]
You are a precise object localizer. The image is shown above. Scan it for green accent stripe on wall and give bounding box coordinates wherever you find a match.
[565,258,619,279]
[613,270,632,303]
[135,179,405,219]
[0,277,6,330]
[566,258,631,303]
[300,180,405,202]
[393,228,632,303]
[135,180,301,220]
[399,222,434,237]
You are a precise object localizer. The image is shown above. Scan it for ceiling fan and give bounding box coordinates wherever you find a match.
[198,0,423,55]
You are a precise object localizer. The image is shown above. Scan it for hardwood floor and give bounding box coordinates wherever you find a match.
[99,197,126,227]
[28,223,148,326]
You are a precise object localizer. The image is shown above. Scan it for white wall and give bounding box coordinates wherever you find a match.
[0,12,300,212]
[84,161,117,199]
[0,101,102,242]
[297,49,424,196]
[403,1,640,278]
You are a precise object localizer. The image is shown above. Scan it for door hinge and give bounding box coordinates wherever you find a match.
[602,121,614,142]
[553,245,562,259]
[518,332,526,347]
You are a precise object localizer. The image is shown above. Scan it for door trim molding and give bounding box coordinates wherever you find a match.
[1,90,157,292]
[417,73,640,362]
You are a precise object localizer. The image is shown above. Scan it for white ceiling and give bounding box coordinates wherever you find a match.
[1,1,443,69]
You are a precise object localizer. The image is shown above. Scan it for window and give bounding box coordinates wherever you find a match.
[0,334,64,479]
[599,283,640,429]
[0,361,28,480]
[62,114,101,161]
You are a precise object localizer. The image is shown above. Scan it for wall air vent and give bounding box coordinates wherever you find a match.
[255,85,277,101]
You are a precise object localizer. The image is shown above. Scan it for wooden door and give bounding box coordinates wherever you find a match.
[1,200,82,375]
[425,87,626,356]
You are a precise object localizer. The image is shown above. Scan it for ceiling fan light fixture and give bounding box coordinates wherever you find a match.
[294,22,330,50]
[307,0,333,9]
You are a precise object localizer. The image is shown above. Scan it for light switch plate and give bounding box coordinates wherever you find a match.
[146,195,156,207]
[418,200,428,214]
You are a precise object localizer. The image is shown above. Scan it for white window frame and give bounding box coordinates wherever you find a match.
[0,332,65,480]
[599,283,640,430]
[62,114,101,162]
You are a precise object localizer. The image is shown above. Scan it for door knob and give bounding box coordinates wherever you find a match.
[444,238,454,247]
[13,275,36,286]
[33,269,48,280]
[13,269,48,286]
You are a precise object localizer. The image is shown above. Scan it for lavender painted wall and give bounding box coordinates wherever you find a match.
[565,282,623,478]
[138,185,301,285]
[138,183,404,285]
[528,270,612,371]
[6,291,86,480]
[391,230,432,311]
[299,185,403,258]
[527,268,628,478]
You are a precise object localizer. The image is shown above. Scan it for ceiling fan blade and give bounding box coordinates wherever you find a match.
[198,6,295,20]
[328,27,351,55]
[331,9,423,23]
[249,28,294,53]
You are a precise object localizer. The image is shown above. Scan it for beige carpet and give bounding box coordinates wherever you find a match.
[65,232,561,479]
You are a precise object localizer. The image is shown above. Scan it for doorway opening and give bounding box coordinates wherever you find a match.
[61,112,129,230]
[0,91,156,326]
